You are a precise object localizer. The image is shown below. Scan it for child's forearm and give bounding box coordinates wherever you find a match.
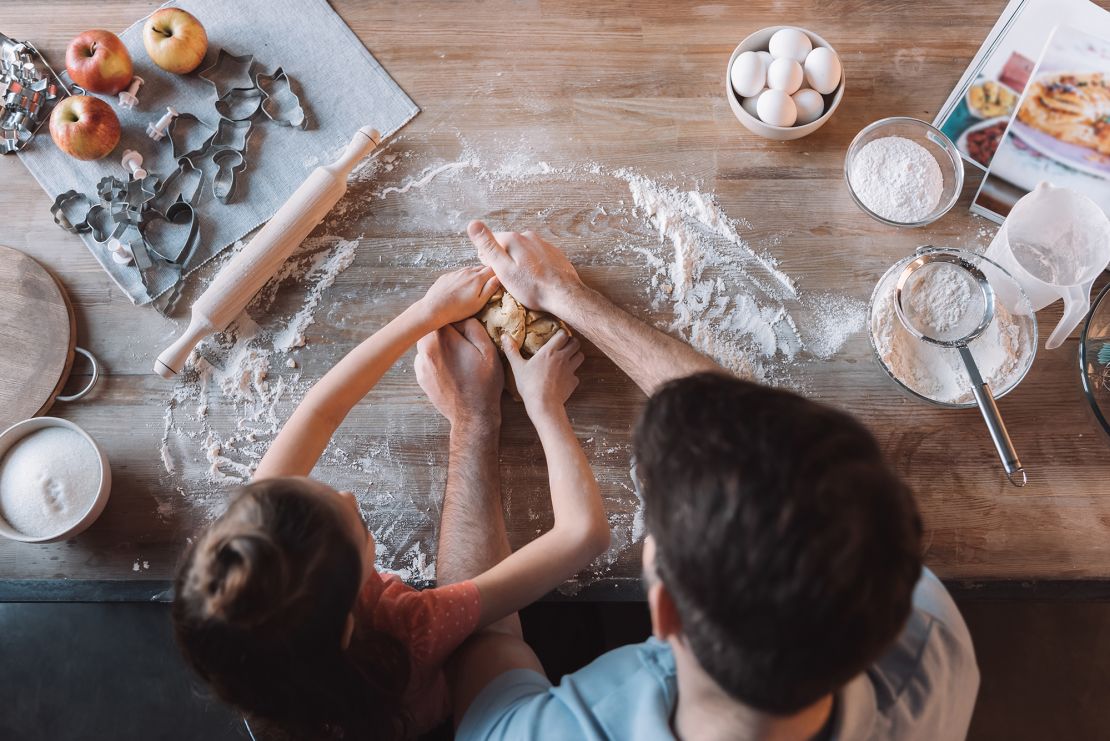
[471,404,609,627]
[529,405,607,535]
[254,302,438,480]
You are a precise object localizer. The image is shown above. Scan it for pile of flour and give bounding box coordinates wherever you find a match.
[871,263,1032,404]
[849,136,943,223]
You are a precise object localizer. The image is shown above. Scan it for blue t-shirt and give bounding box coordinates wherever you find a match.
[458,569,979,740]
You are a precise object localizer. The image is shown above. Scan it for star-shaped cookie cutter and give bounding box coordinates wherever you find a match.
[198,49,256,99]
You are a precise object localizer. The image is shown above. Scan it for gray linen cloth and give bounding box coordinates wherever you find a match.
[17,0,418,304]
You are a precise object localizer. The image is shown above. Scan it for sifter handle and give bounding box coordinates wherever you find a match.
[958,346,1026,487]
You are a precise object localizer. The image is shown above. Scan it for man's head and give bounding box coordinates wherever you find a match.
[634,373,922,715]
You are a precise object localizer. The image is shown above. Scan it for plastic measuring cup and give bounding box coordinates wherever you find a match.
[984,182,1110,350]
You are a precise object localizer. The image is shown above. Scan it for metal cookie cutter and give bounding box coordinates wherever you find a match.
[215,87,263,121]
[199,49,256,99]
[143,200,202,316]
[254,66,306,128]
[206,118,253,203]
[211,117,252,151]
[142,199,199,265]
[150,158,202,214]
[96,174,127,204]
[84,202,130,264]
[0,32,68,153]
[211,148,247,203]
[167,112,216,165]
[50,189,94,233]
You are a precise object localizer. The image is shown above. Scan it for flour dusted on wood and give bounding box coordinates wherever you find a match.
[157,140,875,584]
[849,136,943,222]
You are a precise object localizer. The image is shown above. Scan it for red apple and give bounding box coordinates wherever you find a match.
[49,95,120,161]
[66,30,133,95]
[143,8,208,74]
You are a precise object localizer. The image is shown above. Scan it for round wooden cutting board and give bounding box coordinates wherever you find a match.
[0,244,76,432]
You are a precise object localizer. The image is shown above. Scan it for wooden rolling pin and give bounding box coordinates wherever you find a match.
[154,126,381,379]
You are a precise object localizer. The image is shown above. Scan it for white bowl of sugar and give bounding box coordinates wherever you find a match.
[0,417,111,543]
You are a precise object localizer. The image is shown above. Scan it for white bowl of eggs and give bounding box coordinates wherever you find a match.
[727,26,844,140]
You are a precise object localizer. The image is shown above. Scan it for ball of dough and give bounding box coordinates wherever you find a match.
[523,310,564,356]
[477,290,526,348]
[476,291,569,358]
[475,290,571,401]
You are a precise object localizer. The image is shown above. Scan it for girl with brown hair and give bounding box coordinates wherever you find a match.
[172,266,610,739]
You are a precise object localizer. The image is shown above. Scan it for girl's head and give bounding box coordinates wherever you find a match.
[172,477,408,740]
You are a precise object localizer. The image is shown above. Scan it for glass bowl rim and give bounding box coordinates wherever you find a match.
[866,245,1039,409]
[844,116,965,229]
[1078,281,1110,438]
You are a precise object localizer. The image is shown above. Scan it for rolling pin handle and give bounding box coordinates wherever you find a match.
[327,127,382,174]
[153,315,216,379]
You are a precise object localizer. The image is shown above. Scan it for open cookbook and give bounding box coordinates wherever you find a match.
[972,25,1110,221]
[933,0,1110,223]
[934,0,1110,172]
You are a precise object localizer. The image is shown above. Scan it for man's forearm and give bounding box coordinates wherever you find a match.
[437,419,521,637]
[555,284,724,395]
[437,421,509,585]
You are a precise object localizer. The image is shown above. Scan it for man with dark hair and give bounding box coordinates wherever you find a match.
[422,224,978,740]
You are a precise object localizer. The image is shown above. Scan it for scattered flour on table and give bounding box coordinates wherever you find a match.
[0,428,100,537]
[272,240,359,351]
[848,136,943,223]
[160,236,361,499]
[159,140,874,581]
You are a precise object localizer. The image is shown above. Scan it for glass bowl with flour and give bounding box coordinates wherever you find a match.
[868,247,1037,407]
[845,117,963,228]
[0,417,111,543]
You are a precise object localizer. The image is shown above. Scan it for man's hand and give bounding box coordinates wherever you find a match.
[466,219,723,395]
[467,221,584,314]
[415,318,504,432]
[501,330,583,416]
[416,265,501,328]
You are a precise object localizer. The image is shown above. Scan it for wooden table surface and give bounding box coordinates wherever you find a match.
[2,0,1109,598]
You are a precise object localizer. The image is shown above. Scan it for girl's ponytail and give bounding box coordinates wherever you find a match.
[173,479,410,740]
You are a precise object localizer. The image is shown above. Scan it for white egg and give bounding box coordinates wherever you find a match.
[756,89,797,127]
[792,88,825,125]
[804,47,842,95]
[766,58,803,94]
[730,51,767,98]
[768,28,812,63]
[740,88,766,118]
[756,50,773,69]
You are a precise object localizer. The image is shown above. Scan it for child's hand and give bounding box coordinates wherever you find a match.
[418,266,501,328]
[502,330,584,414]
